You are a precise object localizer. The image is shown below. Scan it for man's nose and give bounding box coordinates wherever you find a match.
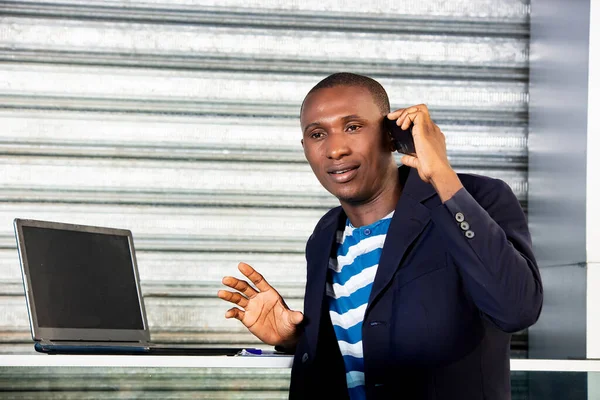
[326,132,350,159]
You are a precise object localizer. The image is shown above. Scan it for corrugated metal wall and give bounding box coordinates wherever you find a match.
[0,0,530,397]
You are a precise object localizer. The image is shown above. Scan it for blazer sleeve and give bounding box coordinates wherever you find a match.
[429,178,543,333]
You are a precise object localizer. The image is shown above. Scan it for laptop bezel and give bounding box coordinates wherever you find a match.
[14,218,151,344]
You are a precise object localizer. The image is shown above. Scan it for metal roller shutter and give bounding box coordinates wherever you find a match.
[0,0,530,397]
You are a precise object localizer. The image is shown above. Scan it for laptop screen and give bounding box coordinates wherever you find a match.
[21,225,145,331]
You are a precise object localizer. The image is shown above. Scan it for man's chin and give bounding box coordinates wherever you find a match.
[330,188,366,205]
[321,181,367,204]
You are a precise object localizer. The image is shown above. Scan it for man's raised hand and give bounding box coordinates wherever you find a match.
[217,262,303,348]
[388,104,463,202]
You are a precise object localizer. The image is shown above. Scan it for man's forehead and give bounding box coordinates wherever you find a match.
[300,85,377,122]
[304,84,372,104]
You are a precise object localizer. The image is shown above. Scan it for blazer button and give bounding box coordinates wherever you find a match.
[460,221,470,231]
[455,212,465,222]
[302,353,309,363]
[465,230,475,239]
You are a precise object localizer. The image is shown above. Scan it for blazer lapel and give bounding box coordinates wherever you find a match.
[302,207,343,356]
[302,167,440,347]
[366,166,438,312]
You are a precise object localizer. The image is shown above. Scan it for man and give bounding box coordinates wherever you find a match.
[217,72,543,399]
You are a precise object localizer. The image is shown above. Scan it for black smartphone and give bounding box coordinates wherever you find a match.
[384,117,416,155]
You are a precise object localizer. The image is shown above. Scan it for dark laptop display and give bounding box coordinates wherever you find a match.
[14,218,242,356]
[23,226,144,330]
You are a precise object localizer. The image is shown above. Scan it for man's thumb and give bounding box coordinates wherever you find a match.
[401,154,418,168]
[290,311,304,325]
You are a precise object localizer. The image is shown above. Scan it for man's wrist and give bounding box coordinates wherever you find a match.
[430,166,463,203]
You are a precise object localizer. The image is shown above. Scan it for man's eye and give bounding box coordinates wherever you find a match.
[346,124,360,132]
[310,132,325,139]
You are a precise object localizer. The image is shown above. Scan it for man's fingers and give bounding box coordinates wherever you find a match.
[238,262,272,292]
[397,109,426,130]
[224,307,245,321]
[387,108,406,119]
[400,112,417,130]
[390,105,431,130]
[220,262,272,299]
[389,106,417,123]
[401,154,419,169]
[221,276,259,298]
[217,289,249,308]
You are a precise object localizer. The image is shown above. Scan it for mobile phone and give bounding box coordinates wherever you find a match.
[384,117,416,155]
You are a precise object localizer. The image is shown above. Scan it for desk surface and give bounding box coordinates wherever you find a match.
[0,354,294,368]
[1,355,600,371]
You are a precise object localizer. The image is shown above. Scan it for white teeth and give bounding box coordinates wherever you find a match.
[333,169,350,174]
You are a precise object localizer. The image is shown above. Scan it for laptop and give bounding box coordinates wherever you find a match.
[13,218,243,356]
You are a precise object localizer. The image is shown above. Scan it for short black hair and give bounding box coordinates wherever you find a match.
[301,72,390,115]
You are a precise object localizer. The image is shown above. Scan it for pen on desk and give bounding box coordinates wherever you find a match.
[238,348,284,356]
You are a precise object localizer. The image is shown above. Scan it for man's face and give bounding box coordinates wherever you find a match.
[300,85,396,204]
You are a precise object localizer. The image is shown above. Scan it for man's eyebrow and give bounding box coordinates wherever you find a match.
[302,122,321,135]
[302,115,365,135]
[341,114,363,122]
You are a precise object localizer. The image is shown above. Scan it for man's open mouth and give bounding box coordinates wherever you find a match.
[330,168,355,174]
[327,165,359,183]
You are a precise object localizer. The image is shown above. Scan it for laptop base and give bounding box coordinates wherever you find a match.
[35,342,242,356]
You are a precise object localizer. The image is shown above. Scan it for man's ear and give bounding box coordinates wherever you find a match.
[300,139,304,148]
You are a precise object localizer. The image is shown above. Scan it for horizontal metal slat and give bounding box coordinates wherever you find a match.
[0,15,526,41]
[0,157,328,197]
[0,283,306,307]
[0,0,530,25]
[0,64,528,110]
[0,17,528,67]
[143,297,304,332]
[0,187,526,215]
[0,66,529,126]
[0,111,527,160]
[1,0,530,20]
[0,295,304,337]
[0,49,529,82]
[0,157,337,209]
[0,172,527,206]
[0,188,339,211]
[0,149,527,196]
[2,8,526,37]
[0,234,306,253]
[0,297,28,330]
[0,94,529,124]
[0,16,528,80]
[0,203,324,251]
[0,156,528,199]
[0,281,307,300]
[0,249,307,285]
[0,111,301,153]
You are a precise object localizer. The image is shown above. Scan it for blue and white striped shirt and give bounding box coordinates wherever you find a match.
[327,211,394,399]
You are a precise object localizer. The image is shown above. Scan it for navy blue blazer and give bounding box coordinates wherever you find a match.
[288,166,543,399]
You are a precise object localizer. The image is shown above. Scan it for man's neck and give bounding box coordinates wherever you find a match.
[341,169,401,228]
